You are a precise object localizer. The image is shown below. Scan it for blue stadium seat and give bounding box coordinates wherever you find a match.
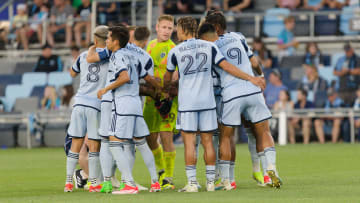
[284,80,299,90]
[4,84,33,112]
[14,61,37,74]
[0,74,22,85]
[278,68,290,80]
[318,66,337,85]
[294,14,310,36]
[315,14,338,36]
[322,55,331,66]
[30,86,46,107]
[263,8,290,37]
[22,72,47,88]
[331,52,344,67]
[340,7,360,35]
[290,90,298,102]
[47,72,72,88]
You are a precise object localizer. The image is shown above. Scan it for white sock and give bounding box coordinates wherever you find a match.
[66,150,79,184]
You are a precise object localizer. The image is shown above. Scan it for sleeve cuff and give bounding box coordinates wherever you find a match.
[167,68,175,72]
[140,72,148,79]
[248,54,254,59]
[72,66,80,73]
[215,57,226,66]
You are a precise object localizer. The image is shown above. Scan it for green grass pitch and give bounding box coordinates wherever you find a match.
[0,144,359,202]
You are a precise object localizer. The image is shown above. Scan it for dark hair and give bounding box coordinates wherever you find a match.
[42,44,52,50]
[109,26,129,48]
[70,45,80,52]
[253,37,268,60]
[282,90,291,101]
[177,16,198,36]
[197,23,216,38]
[62,85,74,106]
[206,9,223,17]
[134,26,150,41]
[298,88,308,97]
[205,12,226,31]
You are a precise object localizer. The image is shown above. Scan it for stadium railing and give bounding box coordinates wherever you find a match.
[0,108,359,148]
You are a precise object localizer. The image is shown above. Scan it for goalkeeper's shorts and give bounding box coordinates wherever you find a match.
[143,96,178,133]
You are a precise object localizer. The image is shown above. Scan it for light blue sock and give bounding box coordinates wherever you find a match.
[264,147,277,174]
[206,165,216,182]
[218,160,230,181]
[185,165,197,183]
[109,141,135,186]
[134,138,158,183]
[246,129,261,172]
[66,150,79,184]
[100,139,113,182]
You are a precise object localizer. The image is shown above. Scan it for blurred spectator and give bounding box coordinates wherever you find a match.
[47,0,74,47]
[354,87,360,130]
[264,69,288,108]
[289,89,318,144]
[98,3,118,26]
[34,44,63,72]
[41,86,61,110]
[277,16,298,61]
[322,0,348,9]
[159,0,211,15]
[253,37,273,69]
[12,4,30,50]
[274,90,294,111]
[74,0,92,47]
[60,84,74,109]
[314,89,344,143]
[29,4,49,45]
[277,0,301,9]
[0,99,4,112]
[303,0,324,11]
[304,42,324,67]
[223,0,254,12]
[64,45,80,72]
[333,43,360,106]
[347,0,360,6]
[298,64,328,100]
[28,0,43,17]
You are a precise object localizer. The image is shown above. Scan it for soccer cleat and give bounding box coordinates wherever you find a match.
[178,182,198,192]
[206,181,215,192]
[161,178,175,190]
[196,181,202,189]
[112,184,139,194]
[136,183,148,191]
[100,181,112,193]
[73,169,87,189]
[253,171,265,186]
[84,181,91,190]
[150,182,161,192]
[64,183,73,192]
[89,184,102,192]
[158,170,165,185]
[215,179,233,191]
[267,170,282,189]
[111,176,121,188]
[231,181,237,189]
[264,175,271,186]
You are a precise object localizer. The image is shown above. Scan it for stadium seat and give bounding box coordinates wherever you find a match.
[294,14,310,36]
[22,72,47,89]
[318,66,337,85]
[263,8,290,37]
[0,124,16,148]
[340,7,360,35]
[5,84,33,112]
[13,97,39,113]
[322,54,331,66]
[0,61,17,74]
[0,84,5,96]
[30,86,46,107]
[280,55,305,68]
[0,74,22,85]
[331,52,345,67]
[47,72,72,88]
[284,80,299,90]
[14,61,37,74]
[236,17,255,38]
[17,124,41,148]
[290,67,305,81]
[315,13,338,36]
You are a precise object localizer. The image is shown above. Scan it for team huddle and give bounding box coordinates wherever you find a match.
[64,11,282,195]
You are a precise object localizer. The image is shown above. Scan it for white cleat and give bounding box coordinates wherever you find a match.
[136,183,148,191]
[215,179,233,191]
[111,176,121,188]
[178,182,198,192]
[206,181,215,192]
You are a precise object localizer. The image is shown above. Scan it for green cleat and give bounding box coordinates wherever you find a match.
[100,181,112,193]
[161,178,175,190]
[253,171,265,186]
[118,181,125,190]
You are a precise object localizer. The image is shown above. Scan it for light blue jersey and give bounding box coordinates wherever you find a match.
[167,38,225,112]
[214,32,261,103]
[72,48,109,111]
[126,43,154,76]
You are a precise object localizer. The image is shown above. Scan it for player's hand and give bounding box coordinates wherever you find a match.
[97,88,107,99]
[249,76,266,90]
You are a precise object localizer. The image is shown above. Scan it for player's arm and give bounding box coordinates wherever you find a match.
[70,56,81,78]
[163,50,176,93]
[250,56,264,76]
[97,70,130,99]
[86,45,110,63]
[219,60,265,90]
[144,75,162,90]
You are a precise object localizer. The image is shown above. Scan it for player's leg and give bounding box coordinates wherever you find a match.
[245,127,265,186]
[86,108,102,192]
[74,137,89,190]
[331,118,342,143]
[229,135,236,188]
[64,107,86,192]
[160,131,176,189]
[134,117,161,192]
[302,118,312,144]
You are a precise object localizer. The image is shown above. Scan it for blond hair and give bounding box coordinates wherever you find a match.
[157,14,174,23]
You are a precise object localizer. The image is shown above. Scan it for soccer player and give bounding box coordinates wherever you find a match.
[164,16,265,192]
[64,25,110,193]
[97,26,161,194]
[143,14,178,189]
[204,13,282,189]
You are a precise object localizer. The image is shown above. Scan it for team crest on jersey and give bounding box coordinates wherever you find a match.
[160,52,166,58]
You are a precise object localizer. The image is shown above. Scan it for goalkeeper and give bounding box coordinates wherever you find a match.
[142,14,178,190]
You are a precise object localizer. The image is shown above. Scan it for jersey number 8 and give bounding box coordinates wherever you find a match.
[87,64,100,82]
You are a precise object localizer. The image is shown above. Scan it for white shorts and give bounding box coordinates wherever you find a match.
[98,101,113,137]
[221,93,272,126]
[109,112,150,140]
[176,109,218,132]
[67,105,101,140]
